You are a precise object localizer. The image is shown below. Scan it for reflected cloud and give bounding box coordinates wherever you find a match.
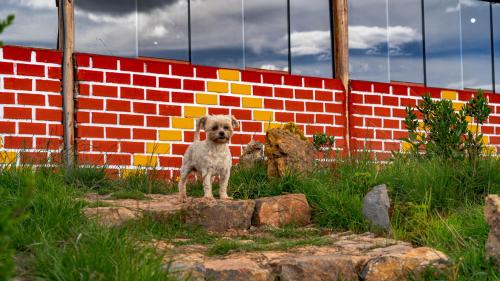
[350,25,420,51]
[289,30,330,56]
[8,0,53,9]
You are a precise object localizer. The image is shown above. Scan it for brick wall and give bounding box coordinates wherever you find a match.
[0,45,499,177]
[0,46,63,165]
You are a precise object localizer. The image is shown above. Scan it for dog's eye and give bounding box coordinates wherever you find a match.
[212,126,218,131]
[223,126,229,130]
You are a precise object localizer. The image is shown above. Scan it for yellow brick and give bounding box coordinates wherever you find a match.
[207,81,229,93]
[172,117,194,129]
[146,143,171,154]
[218,69,240,81]
[0,151,16,164]
[452,102,463,111]
[196,93,218,105]
[242,97,263,108]
[231,83,251,95]
[159,130,183,141]
[441,90,458,100]
[184,106,206,118]
[402,142,413,152]
[482,136,489,144]
[133,155,158,167]
[264,122,281,131]
[254,110,274,121]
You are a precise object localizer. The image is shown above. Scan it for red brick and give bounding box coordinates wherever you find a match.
[400,98,417,107]
[76,140,91,151]
[264,99,283,110]
[76,111,90,123]
[133,128,156,140]
[304,77,323,88]
[93,85,118,97]
[285,100,304,111]
[325,103,343,113]
[263,73,282,85]
[220,95,240,107]
[0,121,15,133]
[78,69,104,82]
[146,89,169,102]
[231,134,252,145]
[315,90,333,101]
[171,92,194,103]
[36,50,62,64]
[409,86,427,97]
[365,95,381,104]
[76,54,91,67]
[335,115,346,126]
[335,92,345,102]
[120,87,144,100]
[375,129,392,139]
[208,107,230,115]
[231,109,252,120]
[92,140,119,152]
[365,117,382,127]
[172,64,194,77]
[374,107,391,117]
[5,136,32,148]
[392,108,407,118]
[365,140,383,150]
[77,126,104,138]
[306,125,324,135]
[3,46,31,61]
[106,99,131,112]
[376,152,392,161]
[458,91,474,102]
[159,77,182,89]
[295,89,313,100]
[253,85,273,97]
[78,97,103,110]
[107,72,131,84]
[120,58,144,72]
[296,113,315,123]
[18,93,45,106]
[275,88,293,98]
[183,79,205,91]
[241,121,262,132]
[184,131,206,142]
[384,142,400,151]
[0,62,14,74]
[17,63,45,77]
[20,152,48,164]
[351,80,372,92]
[196,66,217,79]
[146,61,170,75]
[107,154,131,165]
[352,128,374,138]
[48,94,63,107]
[0,92,15,104]
[36,108,62,121]
[36,137,62,150]
[284,75,303,87]
[107,127,131,139]
[351,93,363,103]
[79,84,90,95]
[482,125,494,134]
[159,105,182,116]
[172,143,189,155]
[4,107,32,119]
[382,96,398,106]
[275,112,294,122]
[133,74,156,87]
[353,105,372,115]
[392,85,408,95]
[306,102,323,112]
[36,80,60,93]
[120,141,145,153]
[47,67,62,79]
[4,78,32,91]
[324,79,344,90]
[325,126,344,137]
[78,153,105,165]
[47,124,63,137]
[92,112,117,124]
[373,82,390,93]
[120,114,144,126]
[93,56,118,70]
[241,71,261,83]
[147,116,169,127]
[159,156,183,168]
[316,114,334,124]
[393,131,408,139]
[383,119,400,129]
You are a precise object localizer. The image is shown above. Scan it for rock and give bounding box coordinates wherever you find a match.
[239,140,264,168]
[265,128,315,177]
[363,184,391,231]
[83,207,139,226]
[485,194,500,268]
[204,258,272,281]
[184,198,256,232]
[360,247,449,281]
[274,255,359,281]
[253,194,311,227]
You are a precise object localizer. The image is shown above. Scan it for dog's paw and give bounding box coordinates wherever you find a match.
[203,195,215,201]
[219,195,233,201]
[179,194,189,203]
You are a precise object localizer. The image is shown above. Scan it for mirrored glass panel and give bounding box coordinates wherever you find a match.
[75,0,137,57]
[493,3,500,93]
[461,0,493,91]
[191,0,243,68]
[290,0,332,78]
[138,0,189,61]
[244,0,288,72]
[387,0,424,84]
[349,0,389,82]
[424,0,462,89]
[0,0,57,49]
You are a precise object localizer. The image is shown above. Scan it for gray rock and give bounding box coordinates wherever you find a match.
[363,184,391,231]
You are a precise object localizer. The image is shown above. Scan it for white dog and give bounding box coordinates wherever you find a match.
[178,115,239,202]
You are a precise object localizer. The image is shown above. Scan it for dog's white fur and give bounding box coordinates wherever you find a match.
[178,115,239,202]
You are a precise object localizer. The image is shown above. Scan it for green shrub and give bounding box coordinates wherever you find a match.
[0,14,14,47]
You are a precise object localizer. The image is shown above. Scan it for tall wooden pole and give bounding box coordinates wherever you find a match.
[61,0,75,168]
[333,0,351,154]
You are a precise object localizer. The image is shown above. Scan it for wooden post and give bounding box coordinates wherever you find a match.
[61,0,75,168]
[333,0,351,154]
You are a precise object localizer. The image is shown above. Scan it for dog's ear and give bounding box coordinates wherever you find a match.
[230,115,240,128]
[197,116,208,131]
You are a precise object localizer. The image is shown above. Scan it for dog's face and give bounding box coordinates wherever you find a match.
[199,115,239,144]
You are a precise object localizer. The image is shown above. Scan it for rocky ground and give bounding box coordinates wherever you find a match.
[84,193,450,281]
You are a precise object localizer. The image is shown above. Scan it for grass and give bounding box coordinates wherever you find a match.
[1,153,499,280]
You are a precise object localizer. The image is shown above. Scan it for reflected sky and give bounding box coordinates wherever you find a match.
[494,4,500,93]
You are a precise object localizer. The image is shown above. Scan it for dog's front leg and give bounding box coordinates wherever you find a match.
[219,169,232,200]
[202,170,214,200]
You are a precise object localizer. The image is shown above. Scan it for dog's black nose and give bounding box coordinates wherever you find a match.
[218,131,225,137]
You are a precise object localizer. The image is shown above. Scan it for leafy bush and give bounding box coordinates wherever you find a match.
[0,14,14,47]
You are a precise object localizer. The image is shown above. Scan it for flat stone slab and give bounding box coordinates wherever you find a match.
[253,194,311,227]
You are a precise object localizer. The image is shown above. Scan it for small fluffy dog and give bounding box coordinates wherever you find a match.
[178,115,239,202]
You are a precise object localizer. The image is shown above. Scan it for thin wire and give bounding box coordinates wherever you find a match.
[490,3,496,93]
[386,0,391,83]
[135,0,138,57]
[242,0,246,68]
